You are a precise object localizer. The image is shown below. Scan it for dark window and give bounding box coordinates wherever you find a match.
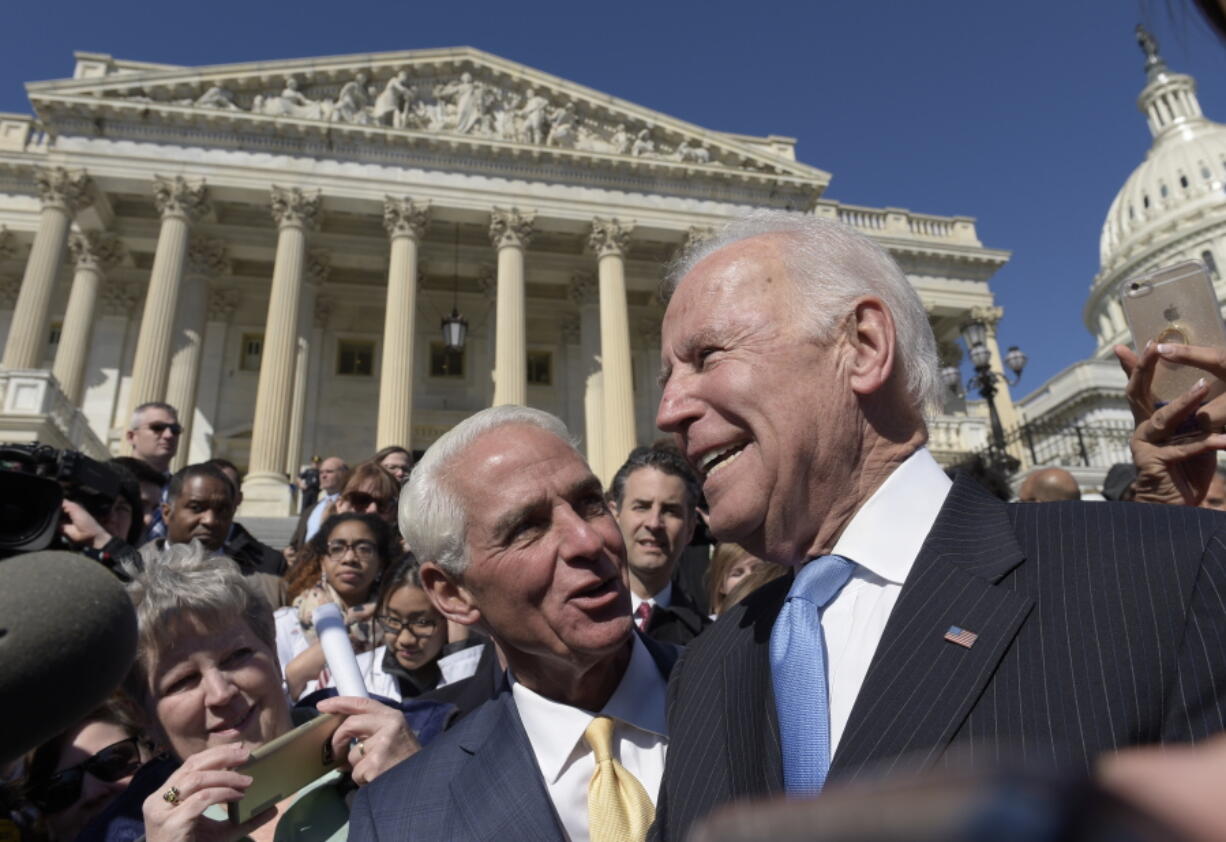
[48,321,62,347]
[527,350,552,386]
[1160,183,1168,198]
[1143,194,1150,209]
[1180,174,1189,188]
[337,339,375,376]
[430,342,464,378]
[1203,250,1220,280]
[240,334,263,372]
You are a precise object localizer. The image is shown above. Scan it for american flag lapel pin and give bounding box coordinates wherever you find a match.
[944,625,978,649]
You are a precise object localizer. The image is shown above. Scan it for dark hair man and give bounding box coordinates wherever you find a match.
[351,406,678,841]
[158,463,286,608]
[109,456,168,537]
[650,211,1226,839]
[607,444,709,645]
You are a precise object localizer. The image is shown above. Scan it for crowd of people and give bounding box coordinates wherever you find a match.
[7,203,1226,842]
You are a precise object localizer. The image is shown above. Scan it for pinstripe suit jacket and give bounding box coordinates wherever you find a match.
[350,634,680,842]
[652,475,1226,840]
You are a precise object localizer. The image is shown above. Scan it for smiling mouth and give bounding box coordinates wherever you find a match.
[211,703,257,736]
[699,442,748,478]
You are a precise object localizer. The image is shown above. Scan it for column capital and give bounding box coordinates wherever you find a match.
[207,287,240,322]
[187,235,231,277]
[0,226,22,263]
[270,186,322,231]
[489,207,535,249]
[100,281,143,317]
[683,224,716,254]
[67,231,125,273]
[305,249,331,286]
[589,217,634,258]
[314,294,335,328]
[568,272,598,305]
[383,197,431,239]
[153,175,209,222]
[34,167,94,214]
[968,305,1004,330]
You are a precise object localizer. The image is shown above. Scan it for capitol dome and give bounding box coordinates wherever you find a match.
[1085,28,1226,352]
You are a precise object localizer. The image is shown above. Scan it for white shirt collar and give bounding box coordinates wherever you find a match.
[511,634,667,784]
[831,447,952,584]
[630,581,672,613]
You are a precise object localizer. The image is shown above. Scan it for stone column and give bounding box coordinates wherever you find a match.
[2,168,93,370]
[489,208,535,406]
[377,197,430,449]
[127,176,209,416]
[569,272,606,480]
[191,287,239,464]
[52,232,123,405]
[166,236,229,471]
[285,251,329,478]
[241,186,321,516]
[590,217,637,476]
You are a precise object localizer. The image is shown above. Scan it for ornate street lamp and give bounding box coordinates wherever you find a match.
[441,223,467,351]
[943,319,1027,475]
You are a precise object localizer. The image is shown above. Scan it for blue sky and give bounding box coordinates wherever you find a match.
[4,0,1226,396]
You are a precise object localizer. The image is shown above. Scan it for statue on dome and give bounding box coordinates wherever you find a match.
[1136,24,1164,68]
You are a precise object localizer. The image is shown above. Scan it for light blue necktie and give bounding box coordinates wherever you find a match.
[771,553,855,797]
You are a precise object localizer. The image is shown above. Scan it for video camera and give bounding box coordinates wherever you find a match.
[0,442,120,555]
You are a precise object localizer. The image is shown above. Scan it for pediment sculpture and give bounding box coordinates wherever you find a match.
[123,69,733,166]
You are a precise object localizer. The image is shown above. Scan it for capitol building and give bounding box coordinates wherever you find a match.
[0,47,1015,515]
[1017,30,1226,493]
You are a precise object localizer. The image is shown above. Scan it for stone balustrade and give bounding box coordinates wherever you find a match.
[820,200,982,246]
[0,369,109,459]
[927,413,990,461]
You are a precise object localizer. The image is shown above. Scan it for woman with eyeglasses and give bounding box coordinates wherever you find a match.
[20,696,151,840]
[276,513,393,700]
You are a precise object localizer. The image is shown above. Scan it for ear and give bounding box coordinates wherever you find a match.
[607,497,620,518]
[420,561,482,627]
[160,501,172,523]
[845,297,896,397]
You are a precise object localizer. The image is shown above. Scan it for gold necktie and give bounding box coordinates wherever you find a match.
[584,715,655,842]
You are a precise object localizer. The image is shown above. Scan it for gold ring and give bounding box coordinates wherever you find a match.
[162,785,181,805]
[356,739,366,758]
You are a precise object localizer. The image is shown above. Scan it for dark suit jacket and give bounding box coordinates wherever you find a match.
[351,634,680,842]
[644,579,711,646]
[652,475,1226,840]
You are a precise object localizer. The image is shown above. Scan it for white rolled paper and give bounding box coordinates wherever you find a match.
[312,602,370,699]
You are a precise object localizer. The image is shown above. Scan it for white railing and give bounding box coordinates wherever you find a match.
[928,414,990,458]
[0,369,109,459]
[827,201,980,245]
[837,207,888,231]
[907,214,955,239]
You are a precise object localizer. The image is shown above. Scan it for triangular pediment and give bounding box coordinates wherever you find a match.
[26,47,828,195]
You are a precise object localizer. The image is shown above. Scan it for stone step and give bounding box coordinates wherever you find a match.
[241,516,298,550]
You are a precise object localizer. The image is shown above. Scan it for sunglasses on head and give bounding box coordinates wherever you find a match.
[147,422,182,436]
[343,490,393,513]
[27,736,143,813]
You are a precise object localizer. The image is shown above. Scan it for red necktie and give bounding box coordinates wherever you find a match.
[634,601,653,632]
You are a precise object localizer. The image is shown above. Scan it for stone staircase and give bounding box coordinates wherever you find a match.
[241,516,299,550]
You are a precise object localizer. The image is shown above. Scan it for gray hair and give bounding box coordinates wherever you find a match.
[666,210,941,414]
[127,541,275,696]
[400,406,578,576]
[129,401,178,430]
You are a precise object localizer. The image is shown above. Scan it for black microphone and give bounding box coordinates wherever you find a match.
[0,551,138,764]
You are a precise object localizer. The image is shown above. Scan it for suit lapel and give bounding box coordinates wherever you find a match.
[450,692,566,841]
[724,576,790,798]
[831,476,1034,781]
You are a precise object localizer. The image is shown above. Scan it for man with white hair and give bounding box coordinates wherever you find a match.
[351,406,678,842]
[650,211,1226,839]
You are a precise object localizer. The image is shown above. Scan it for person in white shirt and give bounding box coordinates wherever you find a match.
[351,406,679,842]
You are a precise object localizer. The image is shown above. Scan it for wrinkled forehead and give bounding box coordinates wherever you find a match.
[667,237,799,326]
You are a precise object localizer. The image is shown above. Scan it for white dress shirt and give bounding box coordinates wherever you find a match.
[630,581,672,614]
[820,447,952,754]
[512,634,668,842]
[304,492,338,542]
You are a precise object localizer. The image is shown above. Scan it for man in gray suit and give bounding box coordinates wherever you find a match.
[351,406,677,842]
[651,211,1226,839]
